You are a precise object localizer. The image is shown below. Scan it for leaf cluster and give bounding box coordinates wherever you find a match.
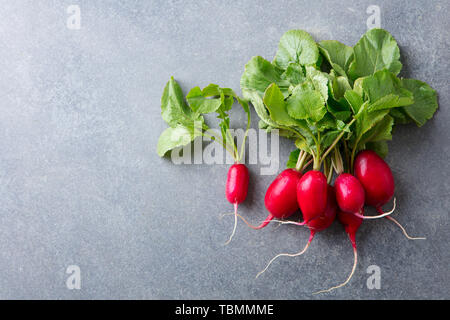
[157,78,250,162]
[240,28,438,170]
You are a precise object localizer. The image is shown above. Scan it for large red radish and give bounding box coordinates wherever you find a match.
[334,173,365,215]
[354,150,394,208]
[256,186,337,278]
[224,163,249,244]
[297,170,328,222]
[265,169,302,219]
[335,172,393,220]
[354,150,425,239]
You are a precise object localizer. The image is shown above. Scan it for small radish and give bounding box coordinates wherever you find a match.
[256,185,337,278]
[354,150,425,239]
[237,168,302,229]
[224,163,249,244]
[297,170,328,222]
[314,209,362,294]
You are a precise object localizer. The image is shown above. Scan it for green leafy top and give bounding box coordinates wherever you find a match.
[240,28,438,173]
[157,28,438,178]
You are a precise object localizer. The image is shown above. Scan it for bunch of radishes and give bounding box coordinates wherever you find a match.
[225,146,419,293]
[158,28,438,294]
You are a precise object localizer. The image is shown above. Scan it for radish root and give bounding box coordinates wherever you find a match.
[235,213,274,230]
[219,212,234,219]
[353,197,396,219]
[272,219,308,227]
[385,216,426,240]
[256,232,314,279]
[313,245,357,294]
[221,212,275,230]
[272,221,283,230]
[224,203,238,245]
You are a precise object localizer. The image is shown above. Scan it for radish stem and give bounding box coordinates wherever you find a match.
[326,159,334,184]
[301,158,313,171]
[295,150,306,172]
[319,118,356,165]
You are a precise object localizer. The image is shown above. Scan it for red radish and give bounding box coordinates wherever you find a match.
[354,150,394,209]
[265,169,302,219]
[307,186,338,232]
[314,209,362,294]
[337,210,363,244]
[224,163,249,244]
[256,186,337,278]
[334,173,365,215]
[236,168,302,230]
[297,170,328,222]
[335,171,392,220]
[354,150,425,239]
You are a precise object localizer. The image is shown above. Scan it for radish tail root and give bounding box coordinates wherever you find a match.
[354,197,396,220]
[235,213,274,230]
[224,203,238,245]
[272,221,283,231]
[385,216,426,240]
[256,232,314,279]
[219,212,234,219]
[272,219,308,227]
[313,245,357,295]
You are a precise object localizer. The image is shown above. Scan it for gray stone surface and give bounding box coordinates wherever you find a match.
[0,0,448,299]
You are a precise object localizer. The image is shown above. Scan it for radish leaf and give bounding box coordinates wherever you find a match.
[286,149,301,169]
[241,56,290,97]
[400,78,438,127]
[286,85,326,122]
[319,40,354,77]
[263,83,299,127]
[284,63,306,85]
[361,69,413,111]
[348,29,402,80]
[186,86,223,115]
[273,30,319,69]
[157,124,202,157]
[161,77,199,127]
[366,141,388,158]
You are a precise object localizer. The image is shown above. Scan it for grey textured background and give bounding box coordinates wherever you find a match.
[0,0,448,299]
